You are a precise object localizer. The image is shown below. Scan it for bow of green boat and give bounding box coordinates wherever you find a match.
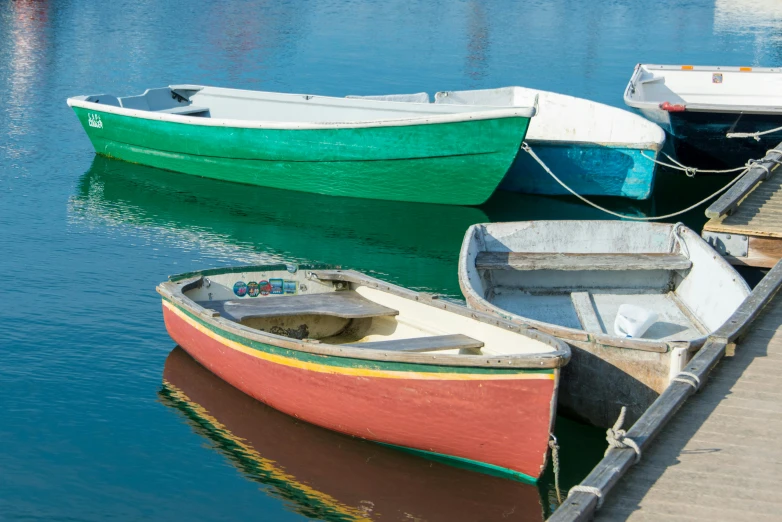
[67,85,537,205]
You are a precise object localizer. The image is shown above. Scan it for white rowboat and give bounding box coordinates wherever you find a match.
[458,220,750,428]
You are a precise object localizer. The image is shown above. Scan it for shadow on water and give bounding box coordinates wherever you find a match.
[69,156,491,296]
[159,346,547,522]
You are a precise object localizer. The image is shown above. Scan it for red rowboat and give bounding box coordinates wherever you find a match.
[161,346,547,521]
[157,265,570,482]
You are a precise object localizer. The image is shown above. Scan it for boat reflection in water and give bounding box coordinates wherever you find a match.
[160,347,545,522]
[69,156,491,294]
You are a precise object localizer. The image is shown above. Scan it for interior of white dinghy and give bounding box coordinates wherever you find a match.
[461,221,750,342]
[176,269,556,356]
[626,64,782,110]
[73,85,537,122]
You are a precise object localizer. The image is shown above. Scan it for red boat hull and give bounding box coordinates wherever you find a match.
[162,301,558,481]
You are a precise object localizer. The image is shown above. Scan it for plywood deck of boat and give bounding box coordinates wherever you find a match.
[594,295,782,521]
[703,156,782,268]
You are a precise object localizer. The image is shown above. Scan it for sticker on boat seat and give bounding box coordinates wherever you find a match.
[283,280,297,294]
[233,281,248,297]
[270,279,284,295]
[259,280,272,296]
[246,281,260,297]
[712,73,723,84]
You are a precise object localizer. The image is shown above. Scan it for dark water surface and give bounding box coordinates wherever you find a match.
[1,0,777,520]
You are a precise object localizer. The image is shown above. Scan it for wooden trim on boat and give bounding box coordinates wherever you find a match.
[157,267,570,370]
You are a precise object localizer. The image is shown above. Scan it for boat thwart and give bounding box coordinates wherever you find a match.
[157,265,570,481]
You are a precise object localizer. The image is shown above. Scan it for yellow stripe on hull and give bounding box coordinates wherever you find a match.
[164,300,554,382]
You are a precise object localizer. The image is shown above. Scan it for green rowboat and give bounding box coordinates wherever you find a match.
[67,86,536,205]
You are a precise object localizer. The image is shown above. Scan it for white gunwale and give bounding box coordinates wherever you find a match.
[625,63,782,114]
[67,86,536,131]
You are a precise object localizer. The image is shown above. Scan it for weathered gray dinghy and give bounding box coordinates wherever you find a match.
[458,221,750,428]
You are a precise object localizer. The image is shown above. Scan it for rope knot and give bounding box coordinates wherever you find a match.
[672,370,701,390]
[604,406,642,463]
[568,485,604,508]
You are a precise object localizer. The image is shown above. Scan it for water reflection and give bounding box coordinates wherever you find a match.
[714,0,782,64]
[67,156,490,294]
[160,347,545,522]
[207,0,309,86]
[3,0,50,144]
[465,1,489,84]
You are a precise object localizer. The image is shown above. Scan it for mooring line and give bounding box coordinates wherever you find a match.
[549,434,563,505]
[520,142,750,221]
[727,124,782,141]
[639,150,747,177]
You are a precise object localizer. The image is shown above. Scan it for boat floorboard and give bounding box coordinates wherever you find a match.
[595,295,782,521]
[489,290,701,341]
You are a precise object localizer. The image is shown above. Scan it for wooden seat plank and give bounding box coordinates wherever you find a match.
[344,334,484,353]
[198,291,398,322]
[571,291,604,333]
[475,252,692,271]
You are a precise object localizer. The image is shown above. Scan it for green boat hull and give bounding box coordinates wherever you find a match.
[71,107,529,205]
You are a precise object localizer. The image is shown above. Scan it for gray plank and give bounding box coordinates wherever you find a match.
[571,291,604,333]
[343,334,484,353]
[705,142,782,219]
[198,291,398,322]
[475,252,692,271]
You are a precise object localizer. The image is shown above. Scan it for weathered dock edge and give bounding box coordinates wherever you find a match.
[548,259,782,522]
[704,144,782,219]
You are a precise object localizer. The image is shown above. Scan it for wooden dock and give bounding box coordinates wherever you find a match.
[702,146,782,268]
[595,284,782,520]
[549,261,782,522]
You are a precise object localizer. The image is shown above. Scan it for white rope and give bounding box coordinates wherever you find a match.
[672,371,701,390]
[673,224,690,258]
[568,485,604,508]
[604,406,642,463]
[640,151,747,176]
[521,142,750,221]
[727,124,782,141]
[549,435,562,504]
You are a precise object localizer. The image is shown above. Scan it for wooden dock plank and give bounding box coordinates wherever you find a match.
[703,145,782,267]
[705,146,782,219]
[594,289,782,521]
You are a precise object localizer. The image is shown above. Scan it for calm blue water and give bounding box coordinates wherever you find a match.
[1,0,776,520]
